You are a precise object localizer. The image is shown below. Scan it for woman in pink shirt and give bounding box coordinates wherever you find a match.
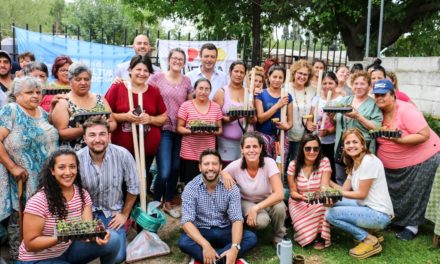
[221,132,286,245]
[18,148,119,263]
[372,79,440,241]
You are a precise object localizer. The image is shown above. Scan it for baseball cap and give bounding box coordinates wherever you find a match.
[0,50,12,63]
[372,79,394,94]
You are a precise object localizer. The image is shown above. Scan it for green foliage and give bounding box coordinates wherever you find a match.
[0,0,55,35]
[62,0,139,44]
[424,113,440,136]
[384,12,440,57]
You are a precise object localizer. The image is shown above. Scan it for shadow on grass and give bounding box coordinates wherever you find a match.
[144,220,439,264]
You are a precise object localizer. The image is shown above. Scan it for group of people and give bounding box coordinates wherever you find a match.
[0,33,438,264]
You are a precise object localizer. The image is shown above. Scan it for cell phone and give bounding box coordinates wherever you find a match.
[132,105,142,116]
[215,256,226,264]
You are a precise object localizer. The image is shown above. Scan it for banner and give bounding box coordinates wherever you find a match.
[157,39,238,73]
[15,27,133,95]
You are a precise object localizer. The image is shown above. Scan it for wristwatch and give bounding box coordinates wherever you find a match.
[231,243,241,250]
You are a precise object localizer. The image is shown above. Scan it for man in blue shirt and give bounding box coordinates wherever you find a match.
[179,149,257,264]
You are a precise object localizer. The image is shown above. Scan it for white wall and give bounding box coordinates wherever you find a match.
[351,57,440,117]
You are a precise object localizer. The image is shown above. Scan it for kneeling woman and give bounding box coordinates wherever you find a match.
[222,132,287,244]
[18,148,120,264]
[287,134,332,249]
[326,128,394,259]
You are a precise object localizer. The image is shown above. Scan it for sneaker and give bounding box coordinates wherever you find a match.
[396,228,416,241]
[163,206,181,218]
[189,258,202,264]
[236,258,249,264]
[349,241,382,259]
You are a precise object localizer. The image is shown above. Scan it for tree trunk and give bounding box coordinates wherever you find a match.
[251,0,262,66]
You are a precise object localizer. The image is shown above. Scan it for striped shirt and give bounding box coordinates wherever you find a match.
[148,72,193,132]
[77,144,140,218]
[181,175,243,229]
[178,100,223,161]
[18,186,92,261]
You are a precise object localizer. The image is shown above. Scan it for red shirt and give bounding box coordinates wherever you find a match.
[105,82,167,156]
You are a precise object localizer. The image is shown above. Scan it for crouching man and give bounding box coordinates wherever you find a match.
[179,149,257,264]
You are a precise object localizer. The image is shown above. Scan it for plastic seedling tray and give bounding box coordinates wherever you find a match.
[369,130,402,139]
[72,111,111,124]
[56,219,106,242]
[42,89,71,96]
[226,108,256,117]
[322,106,353,113]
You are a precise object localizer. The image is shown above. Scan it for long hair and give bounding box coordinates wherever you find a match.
[38,147,86,220]
[290,59,312,87]
[293,134,324,181]
[342,128,371,175]
[240,131,267,169]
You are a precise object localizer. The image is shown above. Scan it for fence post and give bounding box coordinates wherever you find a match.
[312,39,316,61]
[12,23,16,60]
[123,28,127,47]
[52,24,55,36]
[326,43,330,71]
[65,25,68,38]
[332,37,337,70]
[39,25,42,33]
[283,38,287,68]
[101,27,104,43]
[77,26,80,41]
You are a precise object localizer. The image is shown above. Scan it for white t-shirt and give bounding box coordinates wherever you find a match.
[223,157,280,203]
[351,154,394,217]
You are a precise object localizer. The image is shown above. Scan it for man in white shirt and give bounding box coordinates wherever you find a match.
[0,50,12,107]
[113,34,160,79]
[186,43,228,99]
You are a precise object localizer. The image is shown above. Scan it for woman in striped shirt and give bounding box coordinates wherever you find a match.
[287,133,332,250]
[18,148,119,263]
[177,78,223,184]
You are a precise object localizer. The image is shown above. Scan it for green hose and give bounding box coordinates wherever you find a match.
[131,204,167,233]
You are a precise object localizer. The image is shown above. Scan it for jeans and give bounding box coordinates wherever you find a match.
[17,233,120,264]
[326,199,391,241]
[178,226,257,262]
[288,141,300,162]
[154,131,181,202]
[335,163,347,185]
[93,211,126,264]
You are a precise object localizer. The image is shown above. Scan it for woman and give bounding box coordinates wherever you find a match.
[326,128,394,259]
[214,61,256,165]
[17,148,120,263]
[386,71,412,103]
[0,77,59,259]
[22,61,54,112]
[249,65,265,95]
[255,65,293,161]
[147,48,192,218]
[288,60,315,161]
[49,55,72,89]
[334,71,382,184]
[306,72,342,181]
[177,78,223,184]
[335,65,352,96]
[369,65,386,88]
[310,59,326,88]
[106,55,167,183]
[52,62,116,151]
[222,132,287,244]
[287,134,332,249]
[372,79,440,240]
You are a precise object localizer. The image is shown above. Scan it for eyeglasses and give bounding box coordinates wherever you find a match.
[304,146,319,153]
[296,71,309,77]
[170,57,184,62]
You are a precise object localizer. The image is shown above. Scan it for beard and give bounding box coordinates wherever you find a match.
[202,171,220,183]
[0,71,10,78]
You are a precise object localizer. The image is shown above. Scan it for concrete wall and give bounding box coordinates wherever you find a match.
[350,57,440,117]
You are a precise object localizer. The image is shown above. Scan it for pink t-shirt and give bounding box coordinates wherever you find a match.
[148,73,193,132]
[223,157,280,203]
[396,90,411,102]
[178,100,223,160]
[19,186,92,261]
[377,100,440,169]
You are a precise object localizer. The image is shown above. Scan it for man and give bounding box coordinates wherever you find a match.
[186,43,228,99]
[179,149,257,264]
[77,116,140,264]
[0,50,13,107]
[113,34,160,79]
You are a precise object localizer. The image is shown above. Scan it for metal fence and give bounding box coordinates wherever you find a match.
[0,23,347,71]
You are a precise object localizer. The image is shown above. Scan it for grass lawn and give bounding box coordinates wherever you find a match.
[146,219,440,264]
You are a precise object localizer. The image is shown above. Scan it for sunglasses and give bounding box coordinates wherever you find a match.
[304,146,320,153]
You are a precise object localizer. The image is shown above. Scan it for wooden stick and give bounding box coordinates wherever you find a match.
[18,179,23,241]
[138,93,147,212]
[320,91,332,130]
[249,68,256,106]
[313,70,323,124]
[279,69,290,176]
[125,81,143,208]
[244,70,249,110]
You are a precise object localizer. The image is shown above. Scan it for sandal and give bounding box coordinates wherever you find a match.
[349,241,382,259]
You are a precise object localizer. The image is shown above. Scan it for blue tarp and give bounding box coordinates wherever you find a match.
[15,27,133,95]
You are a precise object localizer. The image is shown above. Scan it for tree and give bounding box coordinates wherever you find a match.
[62,0,138,44]
[123,0,440,63]
[50,0,65,34]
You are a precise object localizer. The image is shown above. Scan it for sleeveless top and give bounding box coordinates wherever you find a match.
[221,86,246,140]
